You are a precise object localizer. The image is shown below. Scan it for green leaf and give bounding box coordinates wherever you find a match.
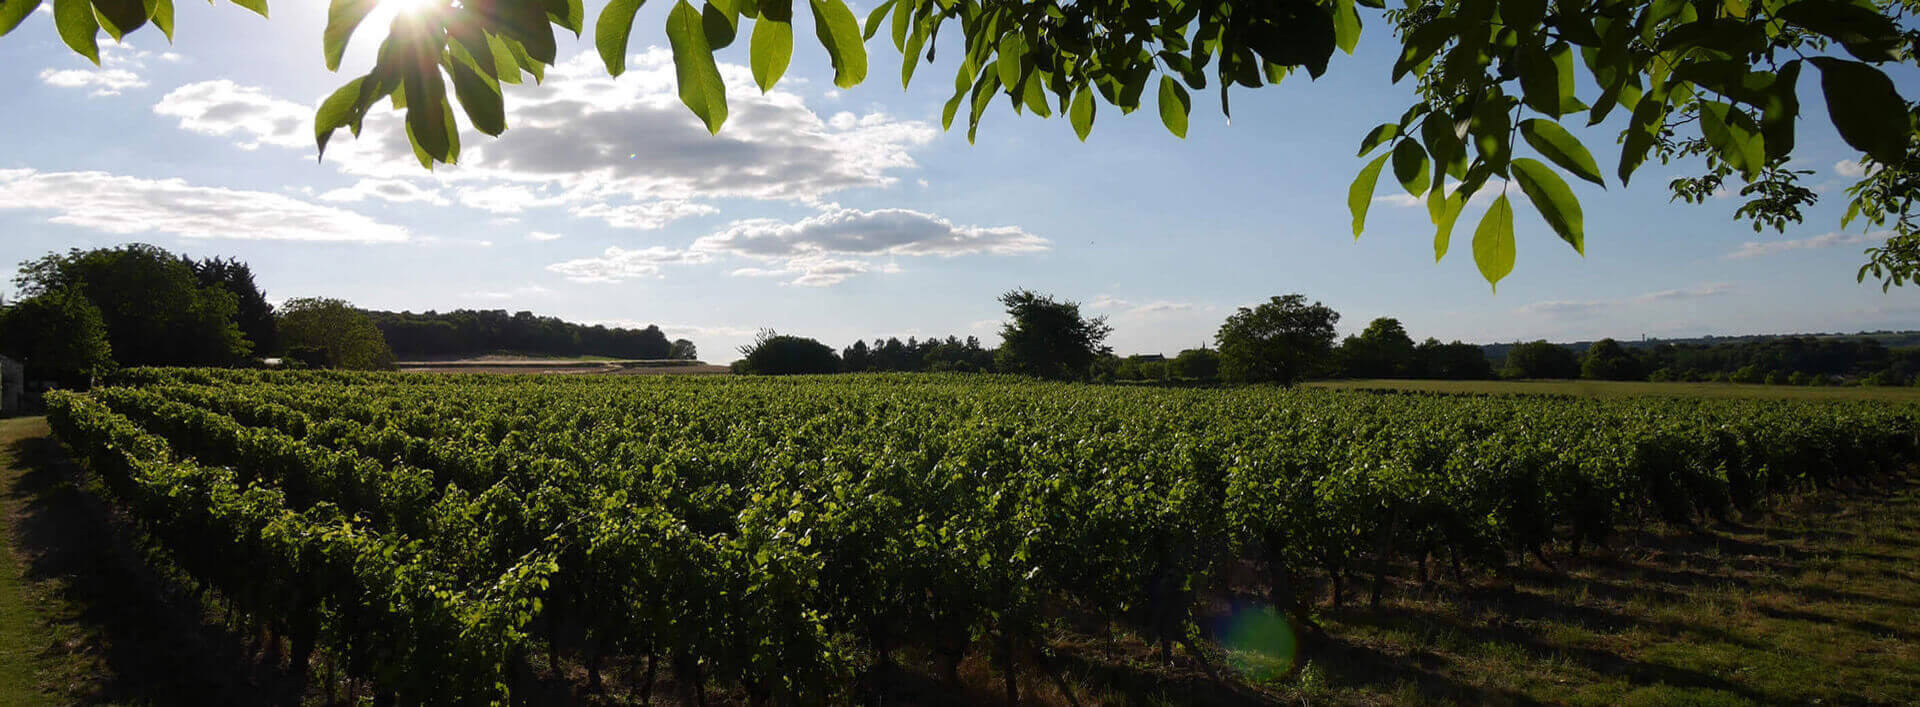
[899,19,924,88]
[749,16,792,92]
[315,76,365,157]
[860,0,890,40]
[1357,123,1398,157]
[1810,57,1911,165]
[1429,187,1466,262]
[1698,100,1765,179]
[809,0,866,88]
[995,32,1026,88]
[1069,87,1094,141]
[1518,119,1603,186]
[1021,74,1049,117]
[1509,158,1584,254]
[52,0,98,64]
[549,0,584,34]
[1348,152,1391,237]
[1776,0,1905,62]
[667,0,728,133]
[1332,0,1359,54]
[488,33,523,84]
[1473,194,1516,290]
[92,0,146,39]
[702,0,739,48]
[0,0,42,37]
[144,0,171,40]
[402,68,453,165]
[323,0,376,71]
[1516,42,1559,116]
[1618,97,1663,185]
[594,0,647,75]
[1392,140,1430,197]
[448,57,505,136]
[1157,75,1190,138]
[228,0,266,18]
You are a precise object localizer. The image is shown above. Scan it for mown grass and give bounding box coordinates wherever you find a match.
[1311,378,1920,401]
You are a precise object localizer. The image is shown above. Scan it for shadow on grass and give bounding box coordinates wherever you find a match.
[6,433,301,706]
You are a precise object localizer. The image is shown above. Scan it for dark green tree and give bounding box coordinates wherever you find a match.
[668,338,699,360]
[1502,340,1581,379]
[1339,317,1418,378]
[993,290,1113,381]
[1171,347,1222,380]
[1580,338,1645,381]
[1415,338,1496,380]
[188,256,277,356]
[1215,295,1341,385]
[736,330,841,375]
[0,287,114,384]
[277,298,396,370]
[14,244,249,367]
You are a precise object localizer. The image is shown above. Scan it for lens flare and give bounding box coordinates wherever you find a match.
[1220,605,1297,681]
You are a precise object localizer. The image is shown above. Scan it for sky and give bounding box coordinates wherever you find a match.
[2,1,1917,360]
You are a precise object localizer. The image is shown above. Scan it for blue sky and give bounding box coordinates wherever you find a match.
[2,0,1915,360]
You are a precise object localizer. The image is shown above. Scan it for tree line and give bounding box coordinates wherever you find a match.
[736,291,1497,385]
[1501,336,1920,386]
[367,309,697,362]
[0,244,691,386]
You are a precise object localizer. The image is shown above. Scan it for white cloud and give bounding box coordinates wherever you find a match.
[467,283,550,300]
[39,42,154,96]
[155,50,939,231]
[1090,295,1201,316]
[39,68,145,96]
[1725,230,1889,259]
[1631,282,1734,303]
[0,168,408,243]
[1518,282,1734,319]
[1834,159,1878,178]
[686,207,1044,286]
[694,207,1048,259]
[456,184,566,214]
[319,178,448,205]
[154,80,311,150]
[545,246,711,283]
[528,231,564,241]
[569,200,718,230]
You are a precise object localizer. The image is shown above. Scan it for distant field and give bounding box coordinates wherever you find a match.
[1311,378,1920,401]
[394,357,730,375]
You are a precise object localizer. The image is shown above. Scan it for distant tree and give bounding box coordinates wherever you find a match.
[1415,339,1496,380]
[188,256,277,356]
[1171,348,1221,380]
[1788,371,1812,386]
[736,330,840,375]
[1730,364,1766,384]
[994,290,1112,381]
[1339,317,1418,378]
[276,298,395,370]
[1501,341,1581,379]
[668,339,698,361]
[1648,368,1676,382]
[842,340,872,372]
[1580,339,1645,381]
[1215,295,1340,385]
[0,288,114,385]
[14,244,250,367]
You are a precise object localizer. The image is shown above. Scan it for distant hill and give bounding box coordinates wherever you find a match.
[1480,330,1920,363]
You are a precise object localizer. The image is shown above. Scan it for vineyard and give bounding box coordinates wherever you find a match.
[40,369,1920,704]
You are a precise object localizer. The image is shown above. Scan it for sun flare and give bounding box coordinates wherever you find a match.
[380,0,437,16]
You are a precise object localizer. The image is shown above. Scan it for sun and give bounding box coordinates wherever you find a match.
[380,0,439,16]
